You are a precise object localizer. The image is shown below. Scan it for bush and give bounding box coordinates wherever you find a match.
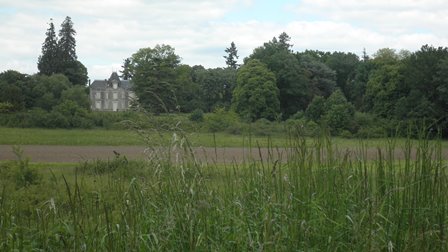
[248,118,284,136]
[0,102,14,113]
[205,108,240,132]
[285,118,320,137]
[289,110,305,120]
[189,109,204,122]
[11,146,41,188]
[339,130,353,138]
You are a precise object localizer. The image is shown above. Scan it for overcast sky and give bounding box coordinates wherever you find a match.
[1,0,448,81]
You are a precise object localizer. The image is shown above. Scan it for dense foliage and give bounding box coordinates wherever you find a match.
[232,59,280,121]
[3,25,448,136]
[129,44,181,113]
[37,17,88,85]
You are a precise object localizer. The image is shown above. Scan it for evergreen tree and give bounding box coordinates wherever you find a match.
[57,16,88,85]
[224,42,239,69]
[58,16,77,64]
[120,58,132,80]
[278,32,293,51]
[37,19,59,75]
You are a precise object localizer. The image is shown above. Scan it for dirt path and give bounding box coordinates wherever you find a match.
[1,145,447,163]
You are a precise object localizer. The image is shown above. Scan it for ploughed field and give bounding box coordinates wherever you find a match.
[1,144,448,163]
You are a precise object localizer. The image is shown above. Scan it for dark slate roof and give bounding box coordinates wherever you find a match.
[90,72,133,91]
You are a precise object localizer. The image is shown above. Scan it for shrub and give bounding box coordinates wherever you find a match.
[289,110,305,120]
[12,146,41,188]
[189,109,204,122]
[205,108,240,132]
[0,102,14,113]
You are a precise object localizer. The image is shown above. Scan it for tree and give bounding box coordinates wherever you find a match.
[323,89,355,134]
[37,16,87,85]
[58,16,77,64]
[397,45,448,124]
[63,60,88,85]
[173,64,203,112]
[38,19,59,75]
[57,16,87,85]
[299,54,336,98]
[32,74,72,111]
[130,44,181,113]
[278,32,293,51]
[232,59,280,121]
[61,85,90,109]
[194,67,237,111]
[224,42,239,69]
[363,64,402,117]
[325,52,360,100]
[305,96,326,122]
[0,70,33,111]
[347,59,374,109]
[120,58,132,80]
[362,48,402,117]
[248,36,311,118]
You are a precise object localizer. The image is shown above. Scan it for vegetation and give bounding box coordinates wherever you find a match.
[232,59,279,121]
[224,41,239,69]
[129,44,181,113]
[2,19,448,137]
[1,128,447,250]
[38,17,87,85]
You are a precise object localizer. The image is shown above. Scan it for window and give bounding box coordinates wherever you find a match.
[113,92,118,99]
[95,101,101,109]
[95,92,101,99]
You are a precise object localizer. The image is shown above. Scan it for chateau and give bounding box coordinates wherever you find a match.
[89,72,135,111]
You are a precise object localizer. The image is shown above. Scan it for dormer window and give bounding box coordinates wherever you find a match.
[112,81,118,89]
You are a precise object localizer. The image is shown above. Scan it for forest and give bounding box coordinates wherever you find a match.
[1,17,447,137]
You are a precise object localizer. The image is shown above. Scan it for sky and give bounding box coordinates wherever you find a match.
[1,0,448,81]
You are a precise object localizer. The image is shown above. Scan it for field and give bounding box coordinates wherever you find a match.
[1,126,448,250]
[2,127,448,148]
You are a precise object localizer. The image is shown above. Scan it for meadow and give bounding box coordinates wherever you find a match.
[1,127,447,149]
[1,128,447,251]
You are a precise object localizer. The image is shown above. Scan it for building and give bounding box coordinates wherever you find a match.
[89,72,136,111]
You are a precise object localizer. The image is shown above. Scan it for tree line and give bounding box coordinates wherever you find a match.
[0,16,447,135]
[125,32,448,135]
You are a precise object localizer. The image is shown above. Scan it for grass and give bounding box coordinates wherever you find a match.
[0,127,290,147]
[1,127,448,251]
[2,127,448,149]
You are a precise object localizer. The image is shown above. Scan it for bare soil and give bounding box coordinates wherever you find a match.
[1,145,447,163]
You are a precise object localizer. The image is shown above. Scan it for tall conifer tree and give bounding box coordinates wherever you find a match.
[58,16,77,64]
[37,19,59,75]
[224,42,239,69]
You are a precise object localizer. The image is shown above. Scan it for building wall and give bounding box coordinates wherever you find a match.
[90,88,135,111]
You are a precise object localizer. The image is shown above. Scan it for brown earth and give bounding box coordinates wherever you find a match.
[1,145,447,163]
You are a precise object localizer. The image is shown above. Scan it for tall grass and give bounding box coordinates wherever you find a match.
[0,126,447,250]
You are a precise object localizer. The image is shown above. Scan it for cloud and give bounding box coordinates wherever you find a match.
[294,0,448,35]
[1,0,448,80]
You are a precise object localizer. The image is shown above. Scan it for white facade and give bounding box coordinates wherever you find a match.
[89,72,135,112]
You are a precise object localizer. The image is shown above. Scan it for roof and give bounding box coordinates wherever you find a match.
[90,72,133,91]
